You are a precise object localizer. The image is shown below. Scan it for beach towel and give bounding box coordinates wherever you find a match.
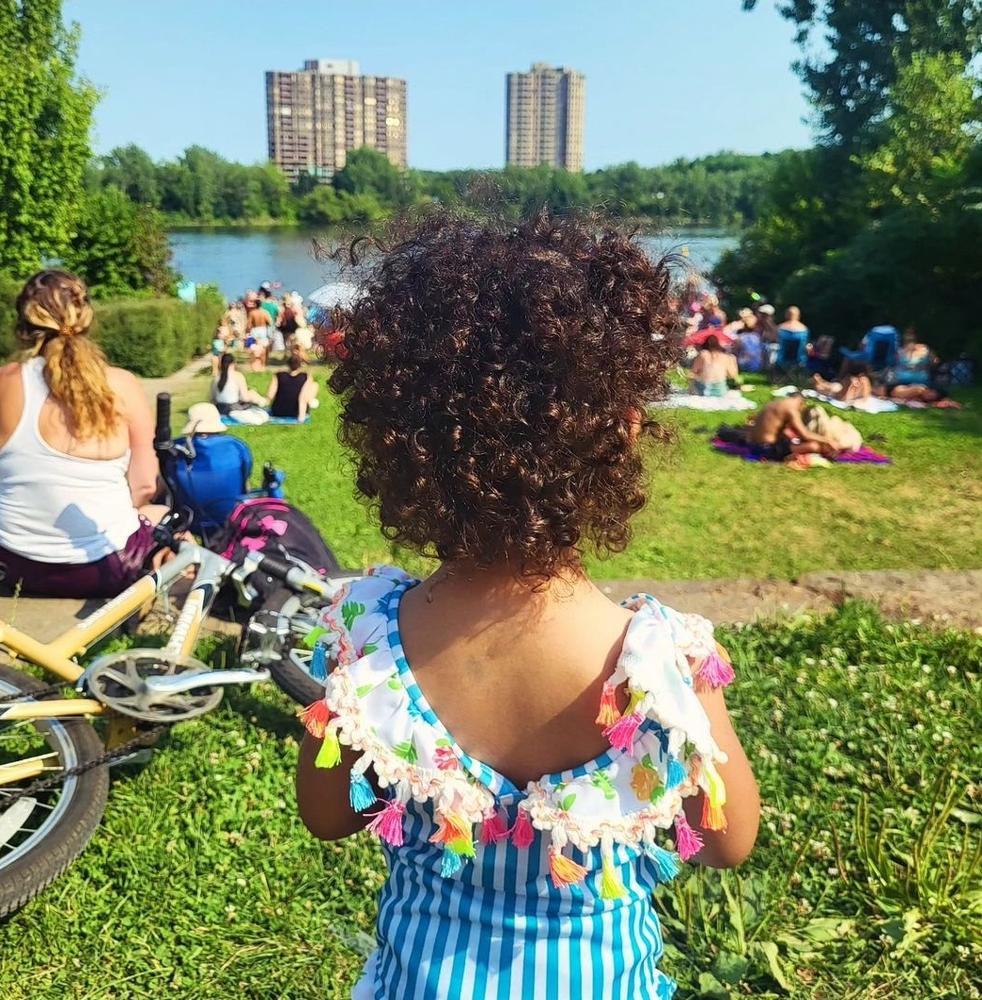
[800,390,899,414]
[221,414,312,427]
[711,438,891,465]
[652,390,757,412]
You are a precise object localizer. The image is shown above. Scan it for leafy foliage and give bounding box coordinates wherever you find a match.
[723,2,982,359]
[61,188,176,299]
[0,0,97,274]
[744,0,982,150]
[91,145,787,229]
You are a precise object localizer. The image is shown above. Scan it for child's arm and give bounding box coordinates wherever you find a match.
[296,733,372,841]
[684,678,760,868]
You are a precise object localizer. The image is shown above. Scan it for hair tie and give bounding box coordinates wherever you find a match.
[59,326,75,337]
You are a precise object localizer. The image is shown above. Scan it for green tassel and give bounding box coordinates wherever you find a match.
[314,728,341,768]
[600,848,627,900]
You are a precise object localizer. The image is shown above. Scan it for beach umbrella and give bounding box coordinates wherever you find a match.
[308,281,360,309]
[684,327,737,349]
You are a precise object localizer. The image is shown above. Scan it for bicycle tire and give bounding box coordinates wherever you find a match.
[260,588,331,705]
[0,663,109,918]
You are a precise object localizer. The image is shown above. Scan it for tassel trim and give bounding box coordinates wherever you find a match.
[367,797,407,847]
[299,699,331,739]
[674,812,703,861]
[479,809,510,845]
[603,711,644,753]
[600,838,627,900]
[644,842,681,883]
[349,770,376,812]
[696,647,736,690]
[510,808,535,849]
[549,848,588,888]
[595,683,621,727]
[314,727,341,768]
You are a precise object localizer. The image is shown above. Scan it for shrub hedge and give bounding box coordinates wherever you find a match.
[0,277,223,377]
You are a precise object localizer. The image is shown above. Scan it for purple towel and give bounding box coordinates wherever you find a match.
[712,438,891,464]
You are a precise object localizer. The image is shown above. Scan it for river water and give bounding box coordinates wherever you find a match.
[169,227,737,301]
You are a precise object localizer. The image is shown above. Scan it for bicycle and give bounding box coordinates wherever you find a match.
[0,503,351,917]
[0,387,356,916]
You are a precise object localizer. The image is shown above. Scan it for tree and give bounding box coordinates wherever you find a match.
[63,187,175,298]
[743,0,982,150]
[100,144,160,207]
[0,0,97,274]
[862,53,979,211]
[333,147,409,209]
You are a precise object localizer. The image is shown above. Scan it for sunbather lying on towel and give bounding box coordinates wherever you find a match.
[811,361,872,402]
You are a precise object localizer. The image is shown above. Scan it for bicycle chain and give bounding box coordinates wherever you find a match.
[1,680,169,806]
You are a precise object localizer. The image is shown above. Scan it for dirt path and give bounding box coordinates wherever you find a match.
[7,568,978,645]
[600,568,982,630]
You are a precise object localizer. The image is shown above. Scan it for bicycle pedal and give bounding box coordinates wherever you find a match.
[110,748,154,767]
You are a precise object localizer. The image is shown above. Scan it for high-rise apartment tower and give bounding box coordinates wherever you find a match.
[505,63,585,171]
[266,59,407,183]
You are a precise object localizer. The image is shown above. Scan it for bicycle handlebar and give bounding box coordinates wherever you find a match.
[154,392,172,452]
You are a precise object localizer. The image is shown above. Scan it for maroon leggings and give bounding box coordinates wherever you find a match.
[0,518,156,599]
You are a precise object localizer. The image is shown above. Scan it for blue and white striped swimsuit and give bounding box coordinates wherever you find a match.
[304,567,734,1000]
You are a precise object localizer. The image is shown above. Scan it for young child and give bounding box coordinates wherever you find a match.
[296,214,760,999]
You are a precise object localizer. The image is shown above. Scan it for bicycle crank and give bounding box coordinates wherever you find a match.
[82,649,269,722]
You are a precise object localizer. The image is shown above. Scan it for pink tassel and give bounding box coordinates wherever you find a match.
[367,798,407,847]
[480,809,510,845]
[674,813,704,861]
[595,683,620,727]
[696,649,735,690]
[603,711,644,753]
[298,700,331,739]
[510,808,535,849]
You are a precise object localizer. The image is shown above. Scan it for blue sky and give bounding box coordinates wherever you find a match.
[69,0,814,170]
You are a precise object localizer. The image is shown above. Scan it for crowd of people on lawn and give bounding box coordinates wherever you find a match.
[678,291,960,406]
[200,282,320,428]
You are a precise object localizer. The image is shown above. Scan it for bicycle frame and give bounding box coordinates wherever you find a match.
[0,542,231,731]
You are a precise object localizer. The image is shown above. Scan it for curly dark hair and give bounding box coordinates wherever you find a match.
[329,212,682,581]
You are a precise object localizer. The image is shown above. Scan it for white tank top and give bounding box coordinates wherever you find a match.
[0,358,139,563]
[212,374,242,406]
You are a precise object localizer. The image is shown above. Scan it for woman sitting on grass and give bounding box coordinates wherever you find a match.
[266,351,319,421]
[0,270,166,597]
[211,353,266,415]
[690,333,739,395]
[296,213,759,1000]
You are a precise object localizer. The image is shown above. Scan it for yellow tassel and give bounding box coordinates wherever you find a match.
[600,846,627,900]
[314,728,342,768]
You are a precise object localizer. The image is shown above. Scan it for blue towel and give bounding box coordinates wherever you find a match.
[220,414,312,427]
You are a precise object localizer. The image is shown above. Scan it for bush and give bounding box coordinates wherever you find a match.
[93,285,223,376]
[0,275,223,376]
[779,203,982,361]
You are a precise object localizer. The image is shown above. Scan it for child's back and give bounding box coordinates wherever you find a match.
[296,214,759,999]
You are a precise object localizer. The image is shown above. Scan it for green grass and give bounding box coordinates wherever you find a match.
[1,606,978,998]
[207,369,981,581]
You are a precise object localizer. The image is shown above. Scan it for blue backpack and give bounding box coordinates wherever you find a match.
[163,434,285,539]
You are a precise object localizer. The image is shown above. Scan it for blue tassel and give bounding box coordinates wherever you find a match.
[645,843,681,883]
[666,756,687,790]
[310,642,327,681]
[349,771,376,812]
[440,846,463,877]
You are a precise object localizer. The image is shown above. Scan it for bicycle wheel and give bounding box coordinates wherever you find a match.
[259,588,331,705]
[0,663,109,918]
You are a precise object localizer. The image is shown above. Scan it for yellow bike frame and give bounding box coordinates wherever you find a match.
[0,544,208,785]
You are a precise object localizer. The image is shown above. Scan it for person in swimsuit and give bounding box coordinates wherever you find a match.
[690,334,739,395]
[812,361,873,401]
[211,354,267,414]
[0,270,168,598]
[295,213,759,1000]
